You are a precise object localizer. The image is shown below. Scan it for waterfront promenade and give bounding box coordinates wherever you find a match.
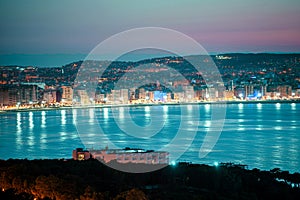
[1,98,300,113]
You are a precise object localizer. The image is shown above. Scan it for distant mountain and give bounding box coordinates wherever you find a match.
[1,53,299,68]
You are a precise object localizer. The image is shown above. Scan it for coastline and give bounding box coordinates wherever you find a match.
[1,99,300,113]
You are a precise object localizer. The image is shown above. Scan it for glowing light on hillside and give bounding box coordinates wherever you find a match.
[171,161,176,166]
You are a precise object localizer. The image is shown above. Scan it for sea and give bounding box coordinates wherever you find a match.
[0,103,299,173]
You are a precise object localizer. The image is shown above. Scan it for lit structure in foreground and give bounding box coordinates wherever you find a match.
[73,147,169,165]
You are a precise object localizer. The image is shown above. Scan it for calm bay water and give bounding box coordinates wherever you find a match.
[0,103,299,172]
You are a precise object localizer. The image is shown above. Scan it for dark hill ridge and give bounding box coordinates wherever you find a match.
[0,159,299,200]
[2,53,300,69]
[1,53,299,91]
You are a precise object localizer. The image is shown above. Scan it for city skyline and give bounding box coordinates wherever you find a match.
[1,54,300,109]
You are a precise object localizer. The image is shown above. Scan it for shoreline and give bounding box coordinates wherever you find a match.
[1,99,300,113]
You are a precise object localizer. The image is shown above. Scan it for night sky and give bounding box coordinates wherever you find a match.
[0,0,299,66]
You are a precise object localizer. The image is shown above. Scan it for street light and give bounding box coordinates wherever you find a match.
[276,93,281,99]
[257,93,262,98]
[292,92,295,97]
[239,93,243,99]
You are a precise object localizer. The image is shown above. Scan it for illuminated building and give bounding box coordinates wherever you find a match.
[43,89,58,104]
[73,147,169,165]
[61,85,73,105]
[72,148,91,160]
[75,89,90,105]
[138,88,146,100]
[277,85,292,97]
[0,84,37,106]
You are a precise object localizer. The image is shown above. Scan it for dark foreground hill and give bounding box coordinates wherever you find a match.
[0,159,299,200]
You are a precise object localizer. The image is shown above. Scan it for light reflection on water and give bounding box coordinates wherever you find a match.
[0,103,299,172]
[28,112,34,149]
[16,113,22,150]
[276,102,281,109]
[41,111,46,127]
[257,103,262,110]
[103,107,109,119]
[61,110,66,125]
[29,112,34,129]
[238,103,243,110]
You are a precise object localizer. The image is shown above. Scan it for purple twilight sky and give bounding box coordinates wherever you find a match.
[0,0,299,66]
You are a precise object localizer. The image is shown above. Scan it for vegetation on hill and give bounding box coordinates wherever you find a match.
[0,159,300,199]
